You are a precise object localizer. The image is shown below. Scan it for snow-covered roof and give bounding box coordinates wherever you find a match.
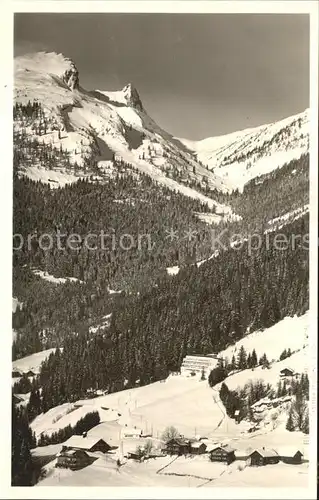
[210,444,235,454]
[280,367,295,373]
[250,447,279,458]
[62,435,107,450]
[234,447,254,457]
[190,441,206,449]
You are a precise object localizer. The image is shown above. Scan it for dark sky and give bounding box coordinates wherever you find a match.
[14,13,309,140]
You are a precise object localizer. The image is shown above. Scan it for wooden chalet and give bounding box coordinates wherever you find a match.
[189,441,207,455]
[210,445,236,465]
[164,438,191,456]
[62,435,111,454]
[247,447,279,466]
[56,449,91,470]
[280,367,295,378]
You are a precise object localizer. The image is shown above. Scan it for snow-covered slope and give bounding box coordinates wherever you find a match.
[219,312,309,364]
[14,51,238,221]
[31,374,237,441]
[30,313,310,487]
[224,348,308,393]
[12,348,57,375]
[30,312,309,443]
[178,109,309,192]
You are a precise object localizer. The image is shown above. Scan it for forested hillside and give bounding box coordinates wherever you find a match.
[19,213,309,419]
[12,152,309,359]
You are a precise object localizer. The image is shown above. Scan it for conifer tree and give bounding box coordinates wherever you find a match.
[231,354,236,370]
[251,349,258,367]
[286,409,294,432]
[237,345,247,370]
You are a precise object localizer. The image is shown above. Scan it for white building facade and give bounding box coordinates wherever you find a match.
[180,354,219,377]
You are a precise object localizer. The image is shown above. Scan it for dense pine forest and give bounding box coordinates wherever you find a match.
[12,151,309,359]
[14,213,308,421]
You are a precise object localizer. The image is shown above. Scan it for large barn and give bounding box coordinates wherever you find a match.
[62,435,111,454]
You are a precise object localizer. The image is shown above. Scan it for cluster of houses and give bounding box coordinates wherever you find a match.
[163,438,304,467]
[55,431,305,471]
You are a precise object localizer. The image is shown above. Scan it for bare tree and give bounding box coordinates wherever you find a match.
[161,426,180,443]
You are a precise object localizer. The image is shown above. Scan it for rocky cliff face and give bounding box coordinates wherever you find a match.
[122,83,143,111]
[62,59,79,90]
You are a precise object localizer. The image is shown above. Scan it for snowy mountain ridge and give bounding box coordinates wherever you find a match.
[177,108,309,191]
[14,51,308,218]
[14,51,239,222]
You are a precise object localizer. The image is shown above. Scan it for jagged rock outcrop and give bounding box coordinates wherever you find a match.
[62,59,79,90]
[122,83,143,111]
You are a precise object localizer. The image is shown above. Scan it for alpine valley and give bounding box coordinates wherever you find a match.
[12,52,310,487]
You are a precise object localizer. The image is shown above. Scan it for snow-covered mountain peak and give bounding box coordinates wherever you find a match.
[15,51,79,91]
[13,51,239,220]
[122,83,143,110]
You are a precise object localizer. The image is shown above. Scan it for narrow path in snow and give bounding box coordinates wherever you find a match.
[197,468,227,488]
[211,387,226,432]
[156,455,179,474]
[159,470,213,481]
